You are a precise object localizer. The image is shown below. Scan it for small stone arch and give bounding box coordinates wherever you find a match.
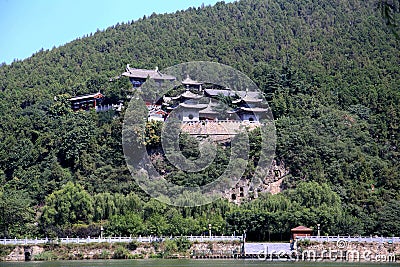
[24,247,32,261]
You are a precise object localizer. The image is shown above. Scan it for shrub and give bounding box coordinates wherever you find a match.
[149,253,162,258]
[151,241,160,250]
[99,250,111,259]
[175,237,191,252]
[112,246,131,259]
[0,245,15,258]
[297,239,311,247]
[127,241,139,251]
[163,239,178,254]
[34,251,57,261]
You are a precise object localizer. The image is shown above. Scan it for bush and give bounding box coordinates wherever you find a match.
[175,237,191,252]
[34,251,57,261]
[0,245,15,258]
[151,241,160,250]
[112,246,131,259]
[149,253,162,258]
[127,241,139,251]
[99,250,111,259]
[297,239,310,247]
[163,239,178,254]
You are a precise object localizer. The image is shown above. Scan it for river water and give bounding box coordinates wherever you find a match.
[1,259,398,267]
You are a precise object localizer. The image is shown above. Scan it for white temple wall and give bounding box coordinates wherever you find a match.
[180,109,200,122]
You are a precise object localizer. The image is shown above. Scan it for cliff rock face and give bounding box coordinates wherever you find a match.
[226,160,289,204]
[3,246,44,261]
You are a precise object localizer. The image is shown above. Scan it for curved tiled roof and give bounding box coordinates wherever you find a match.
[204,89,236,97]
[199,101,219,114]
[240,107,269,112]
[291,226,313,231]
[233,91,263,104]
[179,103,208,109]
[69,92,104,101]
[172,90,203,100]
[122,65,176,80]
[182,75,203,85]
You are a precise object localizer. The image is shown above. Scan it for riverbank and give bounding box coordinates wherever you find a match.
[2,239,400,263]
[0,240,241,261]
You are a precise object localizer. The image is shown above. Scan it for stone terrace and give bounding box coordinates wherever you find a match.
[181,120,260,141]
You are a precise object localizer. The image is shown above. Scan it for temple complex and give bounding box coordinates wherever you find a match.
[68,66,269,129]
[120,65,287,204]
[119,65,270,124]
[164,87,269,124]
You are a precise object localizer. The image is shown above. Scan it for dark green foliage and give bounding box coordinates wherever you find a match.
[174,237,192,252]
[0,186,36,238]
[40,182,94,235]
[127,241,139,251]
[105,213,144,237]
[112,245,131,259]
[226,182,344,241]
[376,200,400,236]
[0,0,399,239]
[62,223,101,238]
[379,0,400,38]
[0,245,15,259]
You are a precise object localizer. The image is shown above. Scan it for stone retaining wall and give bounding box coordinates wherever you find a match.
[0,241,240,261]
[298,241,400,262]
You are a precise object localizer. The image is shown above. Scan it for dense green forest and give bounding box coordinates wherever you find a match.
[0,0,399,240]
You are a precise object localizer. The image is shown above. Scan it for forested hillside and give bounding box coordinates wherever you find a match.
[0,0,399,240]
